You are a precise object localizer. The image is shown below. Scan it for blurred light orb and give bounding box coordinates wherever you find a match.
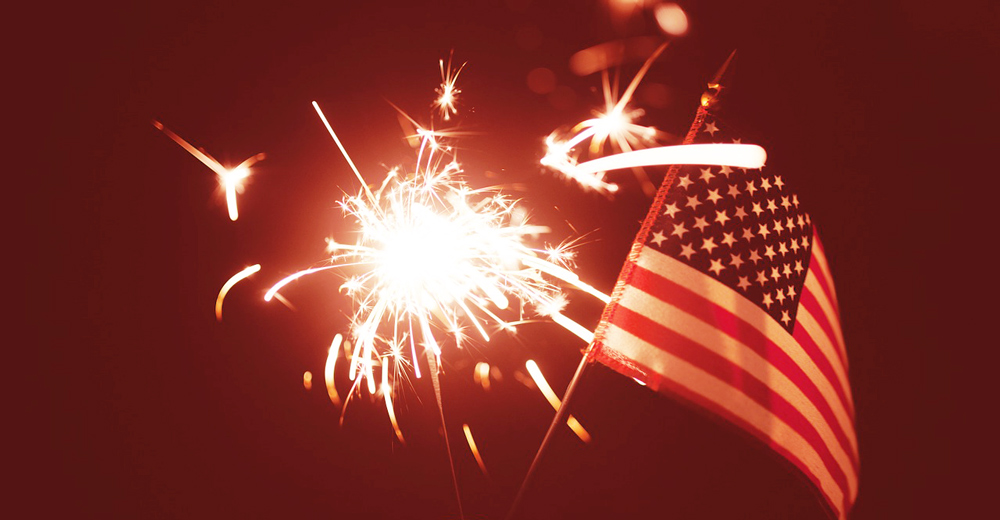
[655,3,688,36]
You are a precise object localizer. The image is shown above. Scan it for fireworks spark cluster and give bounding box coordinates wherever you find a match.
[153,57,614,456]
[435,51,466,121]
[542,43,669,196]
[265,106,608,416]
[541,41,765,198]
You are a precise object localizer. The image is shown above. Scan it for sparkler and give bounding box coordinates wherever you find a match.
[153,120,264,221]
[265,102,607,401]
[254,85,611,518]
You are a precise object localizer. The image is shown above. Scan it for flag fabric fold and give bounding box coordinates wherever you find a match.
[590,102,858,519]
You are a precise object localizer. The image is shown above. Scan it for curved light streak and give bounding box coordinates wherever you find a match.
[572,143,767,178]
[215,264,261,321]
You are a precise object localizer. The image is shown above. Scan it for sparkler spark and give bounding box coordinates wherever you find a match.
[324,334,343,406]
[542,43,668,196]
[543,40,765,197]
[434,51,466,121]
[463,423,489,476]
[381,358,405,444]
[153,120,264,221]
[215,264,261,321]
[525,360,591,443]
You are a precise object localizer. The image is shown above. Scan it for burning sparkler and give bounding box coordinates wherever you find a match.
[169,48,766,519]
[255,93,611,516]
[265,102,607,403]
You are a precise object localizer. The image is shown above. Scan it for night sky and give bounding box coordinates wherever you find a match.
[25,0,988,518]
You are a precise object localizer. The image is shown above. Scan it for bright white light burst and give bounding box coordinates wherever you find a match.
[434,51,466,121]
[265,126,605,396]
[542,43,667,196]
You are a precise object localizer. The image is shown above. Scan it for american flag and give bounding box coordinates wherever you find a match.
[591,103,858,518]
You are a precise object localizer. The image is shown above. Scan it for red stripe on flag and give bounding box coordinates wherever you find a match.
[798,287,854,417]
[809,232,841,320]
[628,263,857,453]
[613,286,857,482]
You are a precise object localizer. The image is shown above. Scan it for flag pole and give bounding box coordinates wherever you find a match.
[504,346,594,520]
[506,50,739,520]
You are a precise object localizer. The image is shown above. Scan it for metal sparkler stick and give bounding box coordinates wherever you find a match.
[504,346,594,520]
[427,352,466,520]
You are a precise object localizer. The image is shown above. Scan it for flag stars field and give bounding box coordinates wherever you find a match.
[592,108,856,519]
[633,117,816,332]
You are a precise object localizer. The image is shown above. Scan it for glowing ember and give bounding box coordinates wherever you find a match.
[463,423,489,476]
[324,334,343,406]
[474,362,492,391]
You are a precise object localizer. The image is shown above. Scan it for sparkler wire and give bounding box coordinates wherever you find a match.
[428,352,465,520]
[505,348,594,520]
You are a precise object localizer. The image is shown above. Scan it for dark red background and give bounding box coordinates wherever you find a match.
[23,0,988,518]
